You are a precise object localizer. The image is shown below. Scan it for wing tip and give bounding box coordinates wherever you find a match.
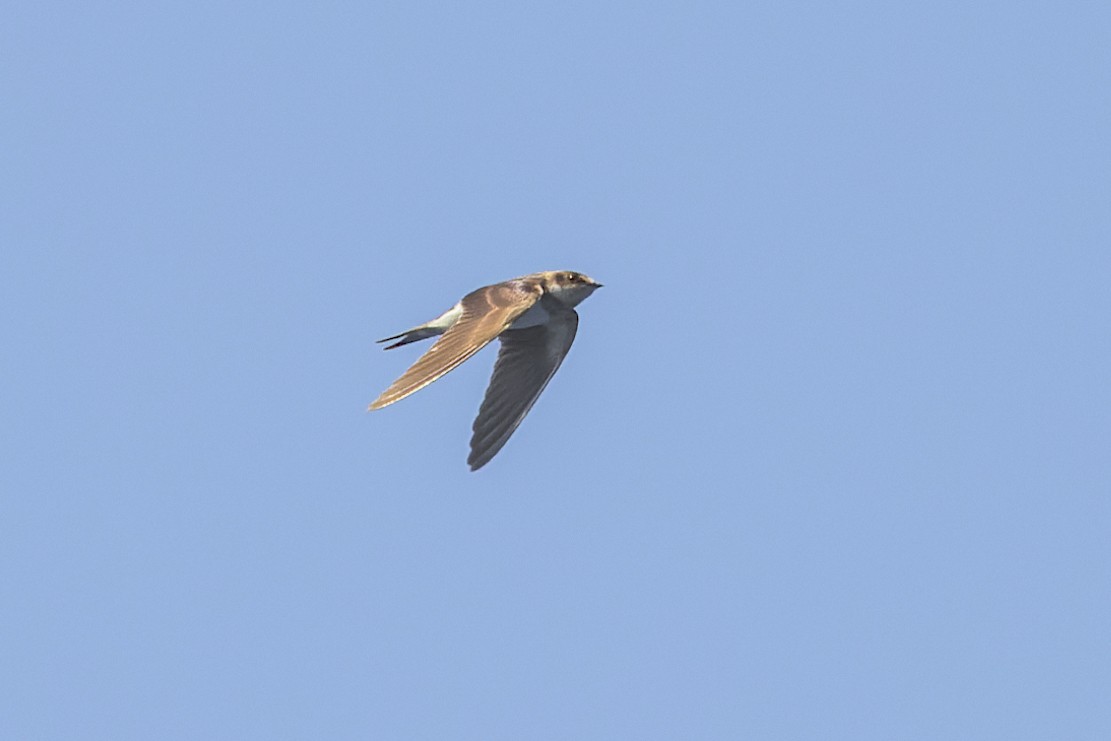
[367,395,393,411]
[467,452,491,471]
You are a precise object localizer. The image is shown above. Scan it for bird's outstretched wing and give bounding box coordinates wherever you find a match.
[369,281,542,410]
[467,307,578,470]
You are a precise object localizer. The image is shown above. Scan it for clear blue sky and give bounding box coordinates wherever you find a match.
[3,2,1109,739]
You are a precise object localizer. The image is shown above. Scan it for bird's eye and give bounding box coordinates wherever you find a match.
[567,273,578,282]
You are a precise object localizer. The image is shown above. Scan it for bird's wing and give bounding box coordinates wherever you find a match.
[467,307,578,470]
[369,281,542,410]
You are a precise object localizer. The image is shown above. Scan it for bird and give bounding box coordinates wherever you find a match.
[368,270,602,470]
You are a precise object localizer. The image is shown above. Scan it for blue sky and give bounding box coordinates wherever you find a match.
[3,2,1109,739]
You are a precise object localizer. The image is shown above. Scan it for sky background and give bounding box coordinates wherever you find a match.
[3,2,1110,739]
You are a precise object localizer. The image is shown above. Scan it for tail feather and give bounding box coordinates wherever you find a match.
[376,303,463,350]
[377,327,440,350]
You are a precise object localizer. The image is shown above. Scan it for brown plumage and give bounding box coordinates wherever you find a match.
[369,271,601,470]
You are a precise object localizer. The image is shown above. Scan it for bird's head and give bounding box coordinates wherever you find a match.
[541,270,603,307]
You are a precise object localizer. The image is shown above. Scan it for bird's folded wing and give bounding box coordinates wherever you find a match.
[468,308,578,470]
